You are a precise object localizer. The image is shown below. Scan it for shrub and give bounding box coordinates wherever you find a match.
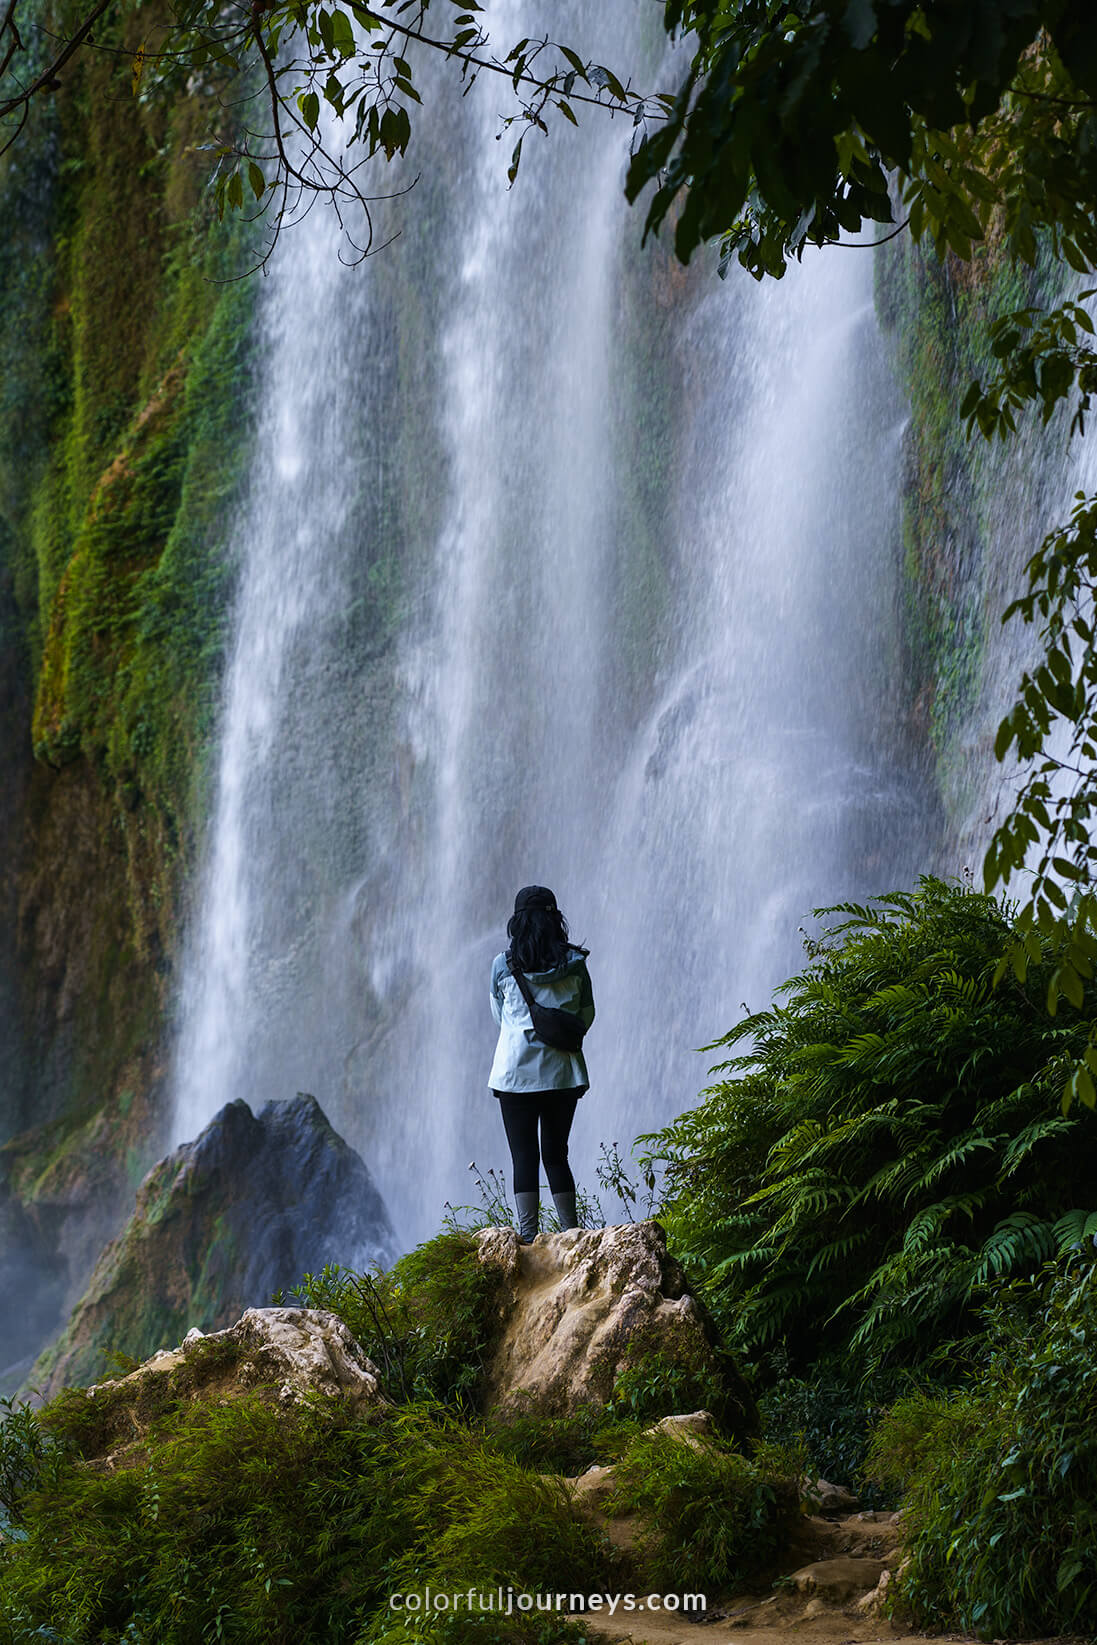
[475,1406,636,1476]
[757,1350,913,1504]
[0,1393,613,1645]
[642,877,1097,1375]
[865,1246,1097,1636]
[286,1230,511,1409]
[608,1348,732,1430]
[0,1398,62,1532]
[605,1429,799,1594]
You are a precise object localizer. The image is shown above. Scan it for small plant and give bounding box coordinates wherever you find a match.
[442,1163,517,1235]
[610,1350,728,1430]
[595,1142,659,1223]
[605,1428,798,1593]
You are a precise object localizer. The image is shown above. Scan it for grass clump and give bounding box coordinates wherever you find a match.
[605,1429,799,1594]
[865,1247,1097,1637]
[0,1392,613,1644]
[608,1347,733,1430]
[475,1405,636,1476]
[286,1230,511,1411]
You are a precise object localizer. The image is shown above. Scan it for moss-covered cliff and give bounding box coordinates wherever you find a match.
[875,237,1074,848]
[0,15,255,1374]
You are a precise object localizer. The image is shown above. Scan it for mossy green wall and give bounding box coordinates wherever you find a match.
[0,21,254,1156]
[875,236,1066,833]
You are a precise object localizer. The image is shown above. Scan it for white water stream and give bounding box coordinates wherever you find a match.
[172,3,936,1247]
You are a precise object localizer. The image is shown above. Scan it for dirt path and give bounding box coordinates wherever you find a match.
[571,1610,971,1645]
[567,1480,975,1645]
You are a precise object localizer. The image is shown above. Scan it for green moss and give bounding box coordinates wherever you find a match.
[0,0,257,1147]
[875,237,1063,808]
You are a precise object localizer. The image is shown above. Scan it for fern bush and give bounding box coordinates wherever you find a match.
[643,877,1097,1373]
[865,1246,1097,1636]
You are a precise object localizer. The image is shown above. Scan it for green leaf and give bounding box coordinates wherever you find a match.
[330,9,355,54]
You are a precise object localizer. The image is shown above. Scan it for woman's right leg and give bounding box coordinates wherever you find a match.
[496,1093,541,1241]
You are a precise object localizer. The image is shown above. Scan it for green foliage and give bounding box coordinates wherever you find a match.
[286,1231,512,1410]
[605,1428,798,1594]
[0,1393,612,1644]
[962,295,1097,442]
[628,0,1097,276]
[981,491,1097,1108]
[865,1247,1097,1636]
[757,1351,912,1504]
[608,1350,728,1431]
[0,1398,62,1531]
[475,1405,636,1477]
[643,878,1097,1374]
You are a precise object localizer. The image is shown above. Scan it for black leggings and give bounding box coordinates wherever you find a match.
[495,1090,580,1195]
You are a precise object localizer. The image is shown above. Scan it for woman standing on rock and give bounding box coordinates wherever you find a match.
[489,886,595,1244]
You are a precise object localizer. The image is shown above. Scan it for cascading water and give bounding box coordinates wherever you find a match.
[172,2,936,1248]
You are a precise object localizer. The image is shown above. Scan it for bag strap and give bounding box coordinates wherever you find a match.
[506,950,540,1018]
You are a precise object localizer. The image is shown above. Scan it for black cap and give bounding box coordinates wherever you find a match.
[513,885,557,915]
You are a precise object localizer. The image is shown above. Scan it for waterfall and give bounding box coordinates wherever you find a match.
[171,2,935,1248]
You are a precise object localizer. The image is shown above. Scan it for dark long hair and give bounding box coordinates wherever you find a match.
[506,904,587,973]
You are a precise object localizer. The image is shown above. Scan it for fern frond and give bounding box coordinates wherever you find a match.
[971,1213,1057,1285]
[1052,1208,1097,1251]
[1000,1115,1076,1177]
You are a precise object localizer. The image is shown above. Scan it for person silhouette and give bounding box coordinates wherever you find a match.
[488,886,595,1243]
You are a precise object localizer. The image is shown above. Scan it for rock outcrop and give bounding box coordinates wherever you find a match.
[26,1094,396,1398]
[52,1307,388,1467]
[474,1220,755,1438]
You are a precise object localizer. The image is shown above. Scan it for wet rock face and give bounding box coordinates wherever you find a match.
[475,1221,755,1439]
[27,1094,397,1397]
[1,1094,167,1393]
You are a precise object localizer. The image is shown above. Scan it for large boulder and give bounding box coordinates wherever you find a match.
[26,1094,396,1397]
[475,1221,755,1438]
[47,1307,388,1467]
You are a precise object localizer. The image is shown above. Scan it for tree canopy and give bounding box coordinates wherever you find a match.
[629,0,1097,277]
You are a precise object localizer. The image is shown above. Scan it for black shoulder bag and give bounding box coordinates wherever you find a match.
[506,951,588,1054]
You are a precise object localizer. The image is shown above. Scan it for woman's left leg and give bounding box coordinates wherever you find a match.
[538,1093,579,1229]
[497,1093,542,1242]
